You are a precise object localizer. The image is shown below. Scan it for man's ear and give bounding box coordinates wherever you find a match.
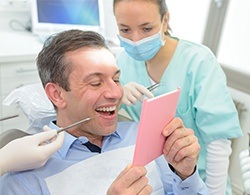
[45,83,67,109]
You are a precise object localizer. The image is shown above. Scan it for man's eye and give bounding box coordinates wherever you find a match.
[114,79,120,83]
[90,82,101,87]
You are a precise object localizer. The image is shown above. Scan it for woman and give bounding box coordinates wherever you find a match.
[113,0,242,194]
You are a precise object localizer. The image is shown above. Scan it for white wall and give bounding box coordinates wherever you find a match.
[167,0,210,43]
[102,0,118,42]
[0,0,30,31]
[217,0,250,75]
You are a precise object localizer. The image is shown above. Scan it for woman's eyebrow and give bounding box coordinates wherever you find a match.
[139,22,151,27]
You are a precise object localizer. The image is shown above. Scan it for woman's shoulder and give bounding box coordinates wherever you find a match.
[177,39,214,57]
[171,38,218,68]
[170,38,221,75]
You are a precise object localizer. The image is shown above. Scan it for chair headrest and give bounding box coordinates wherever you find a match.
[3,83,56,134]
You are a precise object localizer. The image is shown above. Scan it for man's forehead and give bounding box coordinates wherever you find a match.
[67,47,117,67]
[83,69,121,80]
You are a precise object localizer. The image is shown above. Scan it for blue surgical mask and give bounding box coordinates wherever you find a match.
[117,26,165,61]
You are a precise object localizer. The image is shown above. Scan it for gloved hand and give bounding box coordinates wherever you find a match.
[0,126,64,176]
[122,82,154,106]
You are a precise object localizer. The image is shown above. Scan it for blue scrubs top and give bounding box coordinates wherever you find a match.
[117,39,243,181]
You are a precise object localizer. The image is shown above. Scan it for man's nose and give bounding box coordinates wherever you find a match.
[104,82,123,99]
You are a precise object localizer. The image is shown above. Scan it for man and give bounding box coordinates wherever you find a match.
[0,30,208,194]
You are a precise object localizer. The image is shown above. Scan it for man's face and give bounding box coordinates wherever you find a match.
[58,48,123,139]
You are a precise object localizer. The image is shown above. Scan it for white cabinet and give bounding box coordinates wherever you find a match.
[0,31,42,133]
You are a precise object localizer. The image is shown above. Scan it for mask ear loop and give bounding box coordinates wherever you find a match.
[162,12,171,36]
[159,20,166,45]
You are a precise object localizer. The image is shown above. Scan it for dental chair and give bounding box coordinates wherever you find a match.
[0,129,29,149]
[0,83,132,149]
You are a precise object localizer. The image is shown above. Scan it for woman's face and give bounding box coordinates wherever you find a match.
[114,1,165,42]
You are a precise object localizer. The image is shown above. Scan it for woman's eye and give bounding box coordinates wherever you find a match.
[120,28,129,34]
[143,27,152,32]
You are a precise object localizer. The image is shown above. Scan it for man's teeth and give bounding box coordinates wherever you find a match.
[96,106,116,112]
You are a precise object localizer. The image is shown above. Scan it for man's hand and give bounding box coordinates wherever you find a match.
[162,117,200,180]
[107,165,152,195]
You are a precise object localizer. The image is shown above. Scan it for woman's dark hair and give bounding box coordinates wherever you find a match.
[113,0,171,35]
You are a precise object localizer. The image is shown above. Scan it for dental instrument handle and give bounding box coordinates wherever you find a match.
[57,117,93,133]
[147,82,160,91]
